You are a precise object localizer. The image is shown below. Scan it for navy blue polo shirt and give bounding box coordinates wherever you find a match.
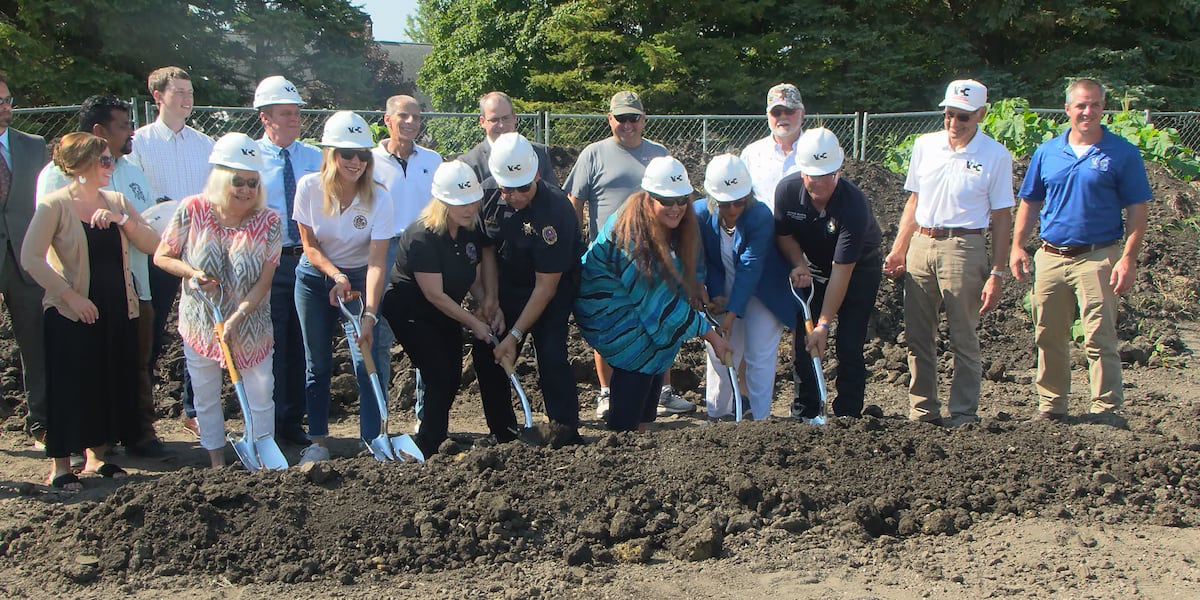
[773,173,882,276]
[477,180,583,296]
[1018,126,1153,246]
[390,222,482,324]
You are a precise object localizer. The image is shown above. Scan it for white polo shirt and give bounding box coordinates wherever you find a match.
[292,173,394,269]
[370,140,442,236]
[904,128,1015,229]
[740,134,801,214]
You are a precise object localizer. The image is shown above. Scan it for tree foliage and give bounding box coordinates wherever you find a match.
[411,0,1200,114]
[0,0,407,108]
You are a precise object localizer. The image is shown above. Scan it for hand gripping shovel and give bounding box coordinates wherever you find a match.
[488,333,539,445]
[789,283,829,425]
[337,293,425,463]
[193,278,289,471]
[701,308,743,422]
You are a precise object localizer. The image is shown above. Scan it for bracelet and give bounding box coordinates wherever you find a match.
[116,213,130,227]
[989,269,1005,279]
[331,272,349,283]
[363,311,378,323]
[815,322,830,332]
[509,327,523,341]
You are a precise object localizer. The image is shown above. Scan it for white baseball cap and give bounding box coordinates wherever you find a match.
[939,79,987,112]
[253,75,305,109]
[641,156,694,197]
[703,154,753,203]
[488,132,538,188]
[795,128,845,176]
[320,111,373,149]
[431,161,483,206]
[209,132,263,171]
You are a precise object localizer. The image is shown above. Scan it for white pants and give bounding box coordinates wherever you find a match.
[705,296,784,420]
[185,344,276,451]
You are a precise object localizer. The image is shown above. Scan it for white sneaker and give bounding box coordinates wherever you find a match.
[657,385,696,415]
[594,388,611,420]
[298,443,330,465]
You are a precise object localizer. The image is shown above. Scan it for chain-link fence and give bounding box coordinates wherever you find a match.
[1149,112,1200,151]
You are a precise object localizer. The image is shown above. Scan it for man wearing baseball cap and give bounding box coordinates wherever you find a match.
[741,83,805,213]
[884,79,1014,427]
[564,91,696,419]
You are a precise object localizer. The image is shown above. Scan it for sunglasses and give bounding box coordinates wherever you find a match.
[98,155,115,169]
[769,106,799,117]
[944,110,974,122]
[337,149,372,161]
[614,114,642,124]
[231,176,260,189]
[499,182,533,194]
[0,96,13,107]
[652,194,690,207]
[721,199,748,209]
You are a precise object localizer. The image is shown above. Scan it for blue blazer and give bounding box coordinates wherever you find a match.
[694,198,796,329]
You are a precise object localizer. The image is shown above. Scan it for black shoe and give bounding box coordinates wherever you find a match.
[276,426,311,446]
[127,438,171,458]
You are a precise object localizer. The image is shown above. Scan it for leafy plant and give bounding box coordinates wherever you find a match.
[1103,111,1200,181]
[882,133,918,175]
[982,98,1064,158]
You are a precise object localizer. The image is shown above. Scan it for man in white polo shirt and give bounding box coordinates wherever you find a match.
[740,83,805,213]
[884,78,1014,427]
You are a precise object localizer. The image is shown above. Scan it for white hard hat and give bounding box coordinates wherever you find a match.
[641,156,693,197]
[140,201,179,236]
[431,161,483,206]
[795,128,845,176]
[703,154,753,203]
[488,132,538,188]
[321,111,373,149]
[209,132,263,172]
[253,75,305,109]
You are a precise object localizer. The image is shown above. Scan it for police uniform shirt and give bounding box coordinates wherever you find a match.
[390,221,482,324]
[773,172,882,276]
[477,180,582,293]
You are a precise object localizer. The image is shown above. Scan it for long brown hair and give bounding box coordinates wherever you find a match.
[610,190,703,301]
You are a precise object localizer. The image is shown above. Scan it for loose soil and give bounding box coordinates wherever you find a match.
[0,154,1197,599]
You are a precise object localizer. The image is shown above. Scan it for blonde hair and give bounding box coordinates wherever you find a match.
[611,190,703,302]
[204,166,267,212]
[52,132,107,177]
[319,147,375,216]
[416,198,450,235]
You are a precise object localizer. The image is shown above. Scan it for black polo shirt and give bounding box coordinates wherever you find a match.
[390,221,483,323]
[477,180,583,297]
[774,173,882,276]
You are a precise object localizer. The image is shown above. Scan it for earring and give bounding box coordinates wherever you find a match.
[77,175,87,184]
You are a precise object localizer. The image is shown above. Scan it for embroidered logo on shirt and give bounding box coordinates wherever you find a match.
[353,215,368,230]
[965,160,983,173]
[466,242,478,261]
[1091,156,1110,172]
[786,210,807,221]
[128,182,148,203]
[542,226,558,245]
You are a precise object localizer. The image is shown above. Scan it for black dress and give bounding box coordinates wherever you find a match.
[43,223,139,458]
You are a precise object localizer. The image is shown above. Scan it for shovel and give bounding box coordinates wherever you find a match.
[789,282,828,425]
[192,278,289,471]
[337,292,425,463]
[701,308,743,422]
[488,333,539,445]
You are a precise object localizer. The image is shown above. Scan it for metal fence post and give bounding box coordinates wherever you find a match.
[860,113,870,161]
[853,112,862,160]
[702,117,709,154]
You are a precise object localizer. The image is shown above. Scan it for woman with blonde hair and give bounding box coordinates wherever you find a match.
[153,133,282,468]
[21,132,160,490]
[293,111,393,464]
[576,156,731,432]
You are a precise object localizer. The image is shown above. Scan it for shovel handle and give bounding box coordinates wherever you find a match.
[801,318,823,359]
[214,321,242,383]
[721,350,734,368]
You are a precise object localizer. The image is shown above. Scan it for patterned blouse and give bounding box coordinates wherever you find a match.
[161,195,282,369]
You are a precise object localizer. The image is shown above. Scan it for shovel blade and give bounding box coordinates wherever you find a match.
[254,436,290,470]
[391,434,425,463]
[366,435,397,462]
[230,436,262,471]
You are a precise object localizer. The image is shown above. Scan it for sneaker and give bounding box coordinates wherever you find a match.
[31,428,47,452]
[181,416,201,439]
[657,386,696,415]
[127,438,171,458]
[298,443,330,465]
[276,425,311,447]
[594,388,611,420]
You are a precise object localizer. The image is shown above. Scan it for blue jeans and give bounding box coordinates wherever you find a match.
[294,259,391,439]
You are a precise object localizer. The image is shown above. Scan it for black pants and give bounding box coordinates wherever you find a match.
[608,368,663,432]
[475,290,579,428]
[270,253,308,436]
[148,262,194,417]
[793,257,882,418]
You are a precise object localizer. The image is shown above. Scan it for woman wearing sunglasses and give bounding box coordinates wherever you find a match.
[694,154,795,422]
[292,111,393,464]
[21,132,161,491]
[153,133,282,468]
[576,156,731,432]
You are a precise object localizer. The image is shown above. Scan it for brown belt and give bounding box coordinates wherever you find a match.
[917,226,985,238]
[1040,240,1119,258]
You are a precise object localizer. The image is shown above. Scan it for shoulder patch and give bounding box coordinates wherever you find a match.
[542,225,558,245]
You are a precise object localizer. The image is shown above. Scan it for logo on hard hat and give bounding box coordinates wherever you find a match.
[507,165,521,172]
[670,174,683,182]
[723,178,738,186]
[348,126,363,133]
[284,85,296,93]
[457,181,472,190]
[241,148,256,156]
[813,152,827,160]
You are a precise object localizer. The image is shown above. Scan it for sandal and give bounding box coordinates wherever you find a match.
[49,472,82,491]
[88,463,128,479]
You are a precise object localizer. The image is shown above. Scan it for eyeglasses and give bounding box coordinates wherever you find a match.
[499,182,533,194]
[337,149,372,162]
[944,110,974,123]
[98,155,115,169]
[231,176,260,189]
[0,96,14,107]
[613,114,642,124]
[769,106,799,117]
[652,194,690,207]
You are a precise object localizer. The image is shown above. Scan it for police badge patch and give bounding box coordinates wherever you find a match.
[522,222,534,236]
[542,225,558,245]
[353,215,368,230]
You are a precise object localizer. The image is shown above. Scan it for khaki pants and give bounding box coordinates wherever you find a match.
[904,232,987,422]
[1032,244,1123,414]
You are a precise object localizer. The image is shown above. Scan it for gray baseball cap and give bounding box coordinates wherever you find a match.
[609,91,645,116]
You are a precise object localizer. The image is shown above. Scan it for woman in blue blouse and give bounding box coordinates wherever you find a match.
[694,154,796,421]
[577,157,731,432]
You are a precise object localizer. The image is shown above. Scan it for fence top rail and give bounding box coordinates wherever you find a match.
[178,106,537,119]
[864,110,943,119]
[545,113,858,120]
[13,105,82,114]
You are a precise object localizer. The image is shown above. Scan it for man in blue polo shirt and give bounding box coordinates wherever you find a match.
[1010,78,1151,421]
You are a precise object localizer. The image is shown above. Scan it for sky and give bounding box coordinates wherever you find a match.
[358,0,420,43]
